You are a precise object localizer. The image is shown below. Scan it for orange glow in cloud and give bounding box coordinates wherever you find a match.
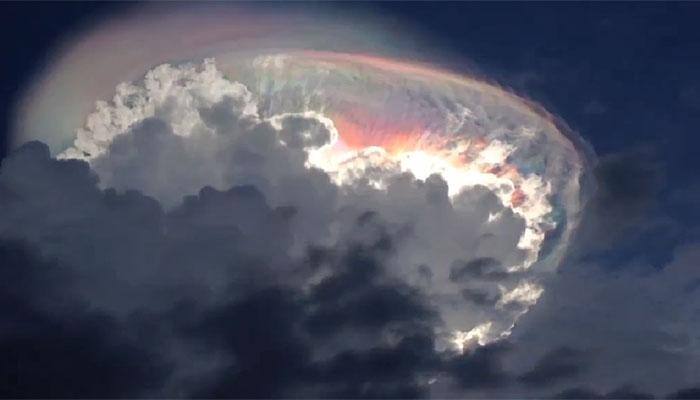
[329,109,531,212]
[331,111,433,154]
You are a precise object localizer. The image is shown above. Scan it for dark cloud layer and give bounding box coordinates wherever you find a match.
[0,240,169,398]
[0,142,513,397]
[518,347,586,388]
[1,119,699,398]
[501,146,700,399]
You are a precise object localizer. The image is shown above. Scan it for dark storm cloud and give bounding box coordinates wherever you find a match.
[460,287,499,307]
[0,142,447,397]
[591,148,663,218]
[0,142,295,396]
[316,334,437,398]
[0,240,169,398]
[667,386,700,399]
[446,341,511,390]
[303,232,436,338]
[605,386,656,400]
[555,386,605,399]
[553,385,654,400]
[183,224,440,398]
[518,346,586,387]
[449,257,509,283]
[571,147,673,263]
[186,287,312,398]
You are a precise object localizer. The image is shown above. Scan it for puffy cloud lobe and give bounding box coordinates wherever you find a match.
[60,59,258,160]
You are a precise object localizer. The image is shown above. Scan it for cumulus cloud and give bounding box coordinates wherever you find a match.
[52,59,558,347]
[0,143,520,396]
[7,59,696,398]
[0,58,571,396]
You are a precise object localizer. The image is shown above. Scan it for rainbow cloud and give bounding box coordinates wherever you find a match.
[12,4,593,350]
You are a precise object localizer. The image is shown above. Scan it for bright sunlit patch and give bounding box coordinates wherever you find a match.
[451,322,493,353]
[497,281,544,309]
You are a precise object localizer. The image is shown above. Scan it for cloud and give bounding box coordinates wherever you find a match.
[518,346,586,387]
[47,59,563,348]
[571,147,669,260]
[445,341,512,390]
[552,385,655,400]
[6,59,697,398]
[667,386,700,399]
[185,287,313,398]
[506,241,700,397]
[0,137,558,397]
[498,148,700,398]
[0,139,480,396]
[0,240,170,398]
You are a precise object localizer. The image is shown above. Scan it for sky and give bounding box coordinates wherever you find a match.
[1,2,700,399]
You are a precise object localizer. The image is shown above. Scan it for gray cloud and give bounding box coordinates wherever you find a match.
[0,139,524,397]
[1,60,698,399]
[518,346,587,387]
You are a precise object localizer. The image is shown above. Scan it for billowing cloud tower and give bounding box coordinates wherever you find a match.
[7,4,592,387]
